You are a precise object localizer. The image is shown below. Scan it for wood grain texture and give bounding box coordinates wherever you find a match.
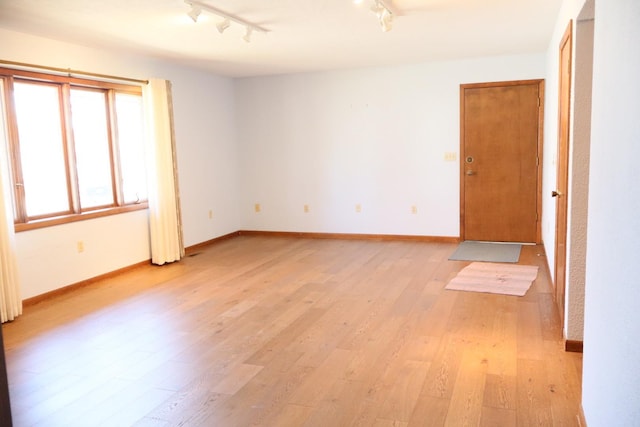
[460,79,543,243]
[554,20,574,329]
[2,236,582,426]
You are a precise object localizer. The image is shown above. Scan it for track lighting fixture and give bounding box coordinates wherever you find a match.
[242,27,253,43]
[368,0,394,32]
[216,18,230,34]
[379,8,393,32]
[370,2,384,16]
[184,0,268,41]
[187,5,201,23]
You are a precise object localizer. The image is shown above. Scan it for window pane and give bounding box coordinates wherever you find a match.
[70,88,114,209]
[13,82,70,217]
[115,93,147,203]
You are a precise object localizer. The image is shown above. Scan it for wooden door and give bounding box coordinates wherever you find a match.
[460,80,543,243]
[554,22,573,325]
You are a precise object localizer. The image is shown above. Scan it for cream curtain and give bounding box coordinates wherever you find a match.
[144,79,184,265]
[0,122,22,323]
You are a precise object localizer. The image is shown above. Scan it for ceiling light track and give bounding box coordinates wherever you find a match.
[184,0,269,42]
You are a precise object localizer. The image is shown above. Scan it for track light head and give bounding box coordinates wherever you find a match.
[380,8,393,32]
[216,18,231,34]
[187,5,201,23]
[368,0,394,32]
[371,3,384,17]
[242,26,253,43]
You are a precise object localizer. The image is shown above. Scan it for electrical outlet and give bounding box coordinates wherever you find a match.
[411,205,417,214]
[77,241,84,253]
[355,204,362,213]
[254,203,261,213]
[208,209,213,219]
[304,204,310,213]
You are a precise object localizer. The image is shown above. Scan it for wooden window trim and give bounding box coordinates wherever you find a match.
[0,67,147,233]
[14,202,149,232]
[0,68,142,94]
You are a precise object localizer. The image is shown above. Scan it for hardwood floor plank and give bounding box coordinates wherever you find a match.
[377,360,431,422]
[288,348,353,406]
[516,358,554,426]
[517,300,545,360]
[373,419,409,427]
[443,345,487,427]
[416,290,458,340]
[538,293,563,341]
[261,403,313,426]
[407,395,450,427]
[543,340,583,425]
[212,363,314,426]
[1,237,582,427]
[243,307,328,367]
[401,334,440,363]
[246,366,319,426]
[95,386,175,427]
[298,378,354,427]
[30,377,133,427]
[480,405,517,427]
[141,374,228,426]
[210,363,263,395]
[483,373,516,410]
[421,335,465,399]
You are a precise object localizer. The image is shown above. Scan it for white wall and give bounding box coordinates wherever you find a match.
[582,0,640,424]
[169,64,239,247]
[235,54,546,237]
[564,3,593,343]
[14,212,150,298]
[0,29,239,299]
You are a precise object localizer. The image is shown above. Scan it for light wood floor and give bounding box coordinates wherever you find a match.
[2,236,583,426]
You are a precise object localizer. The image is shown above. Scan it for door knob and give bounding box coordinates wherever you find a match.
[466,170,475,176]
[551,190,561,197]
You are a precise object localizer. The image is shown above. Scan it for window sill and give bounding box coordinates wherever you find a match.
[14,203,149,232]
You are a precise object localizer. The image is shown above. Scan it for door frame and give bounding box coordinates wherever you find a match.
[459,79,545,243]
[554,21,573,326]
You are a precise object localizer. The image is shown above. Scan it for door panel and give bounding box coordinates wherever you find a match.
[460,80,543,243]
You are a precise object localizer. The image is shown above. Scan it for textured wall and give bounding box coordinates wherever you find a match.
[582,0,640,423]
[565,9,594,342]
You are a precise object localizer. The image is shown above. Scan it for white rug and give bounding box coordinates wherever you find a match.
[445,262,539,296]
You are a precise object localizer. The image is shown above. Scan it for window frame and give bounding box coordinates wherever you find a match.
[0,67,148,232]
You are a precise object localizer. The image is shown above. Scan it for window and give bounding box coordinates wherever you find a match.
[0,68,148,231]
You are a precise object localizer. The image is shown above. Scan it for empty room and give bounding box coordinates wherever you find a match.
[0,0,638,426]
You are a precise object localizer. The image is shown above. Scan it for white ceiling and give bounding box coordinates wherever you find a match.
[0,0,562,78]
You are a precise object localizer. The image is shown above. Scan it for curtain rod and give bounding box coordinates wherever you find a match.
[0,59,149,85]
